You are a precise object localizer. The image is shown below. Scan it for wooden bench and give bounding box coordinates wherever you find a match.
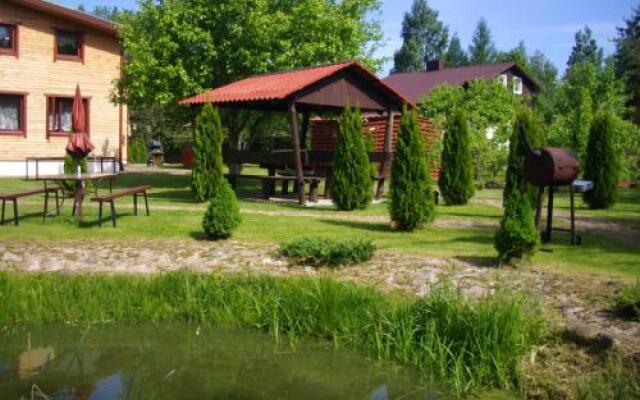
[90,185,151,227]
[225,174,325,202]
[0,187,60,226]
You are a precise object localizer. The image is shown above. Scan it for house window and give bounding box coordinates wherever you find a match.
[513,77,523,95]
[46,96,89,136]
[55,31,83,62]
[498,74,508,88]
[0,94,25,135]
[0,24,17,56]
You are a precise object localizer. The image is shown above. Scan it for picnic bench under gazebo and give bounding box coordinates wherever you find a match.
[180,61,416,205]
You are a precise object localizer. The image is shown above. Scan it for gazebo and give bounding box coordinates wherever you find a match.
[180,61,414,205]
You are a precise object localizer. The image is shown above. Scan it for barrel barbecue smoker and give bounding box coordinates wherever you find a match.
[519,125,582,245]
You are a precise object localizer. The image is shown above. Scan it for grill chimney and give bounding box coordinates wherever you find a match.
[426,59,444,71]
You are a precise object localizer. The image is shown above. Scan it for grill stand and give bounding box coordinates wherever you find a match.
[534,182,582,246]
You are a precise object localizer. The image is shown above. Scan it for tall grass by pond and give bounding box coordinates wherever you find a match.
[0,272,545,396]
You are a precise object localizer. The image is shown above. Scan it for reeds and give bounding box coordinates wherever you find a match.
[0,272,544,395]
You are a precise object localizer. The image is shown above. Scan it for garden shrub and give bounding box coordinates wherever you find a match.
[438,110,474,205]
[331,107,373,210]
[279,236,375,267]
[495,189,540,264]
[198,105,241,239]
[192,104,220,202]
[389,108,435,231]
[583,110,619,209]
[128,138,147,164]
[503,107,545,209]
[613,281,640,320]
[63,153,90,192]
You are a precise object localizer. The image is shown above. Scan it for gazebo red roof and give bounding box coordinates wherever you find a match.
[180,61,414,112]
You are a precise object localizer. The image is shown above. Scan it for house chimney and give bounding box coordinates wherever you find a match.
[426,59,444,71]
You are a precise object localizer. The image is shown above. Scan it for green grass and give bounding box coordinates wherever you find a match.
[280,236,376,267]
[0,271,545,396]
[613,280,640,319]
[1,173,639,280]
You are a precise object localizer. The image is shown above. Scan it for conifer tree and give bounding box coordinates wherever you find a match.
[469,18,496,64]
[444,33,468,67]
[583,110,619,209]
[438,110,474,205]
[331,107,373,210]
[201,105,241,239]
[191,105,217,202]
[389,108,435,230]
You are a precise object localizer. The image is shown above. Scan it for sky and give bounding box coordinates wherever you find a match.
[59,0,637,76]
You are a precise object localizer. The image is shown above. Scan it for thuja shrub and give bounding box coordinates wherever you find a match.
[495,189,540,264]
[191,104,219,202]
[199,105,241,239]
[389,108,435,231]
[279,236,375,267]
[128,138,147,164]
[583,110,619,209]
[438,110,474,205]
[332,107,373,210]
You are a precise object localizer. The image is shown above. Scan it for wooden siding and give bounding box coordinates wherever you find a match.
[0,1,126,161]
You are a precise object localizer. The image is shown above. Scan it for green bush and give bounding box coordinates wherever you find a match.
[584,110,619,209]
[389,108,435,231]
[503,107,545,209]
[128,138,147,164]
[192,104,221,202]
[495,189,540,264]
[197,105,241,239]
[613,281,640,320]
[63,153,90,192]
[279,237,375,267]
[438,110,474,205]
[331,107,373,210]
[0,272,546,395]
[202,181,241,240]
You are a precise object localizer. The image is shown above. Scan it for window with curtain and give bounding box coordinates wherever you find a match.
[47,97,89,134]
[0,94,24,133]
[55,31,83,61]
[0,24,16,52]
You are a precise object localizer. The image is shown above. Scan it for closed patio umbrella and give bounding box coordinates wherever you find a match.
[66,85,94,159]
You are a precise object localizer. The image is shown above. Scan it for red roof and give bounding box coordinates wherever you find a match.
[383,62,539,103]
[180,61,414,111]
[7,0,117,35]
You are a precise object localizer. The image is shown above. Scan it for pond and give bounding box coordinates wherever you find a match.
[0,323,440,400]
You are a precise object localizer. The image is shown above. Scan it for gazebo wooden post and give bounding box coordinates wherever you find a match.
[288,102,306,205]
[376,109,394,199]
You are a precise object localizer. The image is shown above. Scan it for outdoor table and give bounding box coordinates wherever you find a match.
[36,173,118,219]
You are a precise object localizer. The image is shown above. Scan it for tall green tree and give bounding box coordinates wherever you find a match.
[392,0,449,72]
[332,107,373,211]
[567,26,604,70]
[117,0,384,147]
[615,5,640,123]
[497,41,528,68]
[191,104,219,202]
[438,110,474,205]
[469,18,497,65]
[530,50,559,124]
[389,108,435,231]
[444,33,468,67]
[583,110,620,209]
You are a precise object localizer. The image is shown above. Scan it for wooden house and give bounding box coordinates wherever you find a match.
[0,0,126,176]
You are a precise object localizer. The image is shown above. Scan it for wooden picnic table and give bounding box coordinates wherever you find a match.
[36,172,118,220]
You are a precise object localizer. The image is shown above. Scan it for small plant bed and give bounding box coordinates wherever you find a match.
[279,236,375,267]
[613,281,640,320]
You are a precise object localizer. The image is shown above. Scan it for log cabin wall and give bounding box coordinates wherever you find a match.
[0,1,126,163]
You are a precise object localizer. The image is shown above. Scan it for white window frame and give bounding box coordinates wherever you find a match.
[497,74,508,88]
[513,76,523,95]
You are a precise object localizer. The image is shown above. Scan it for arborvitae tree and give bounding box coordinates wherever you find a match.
[494,188,540,264]
[438,110,474,205]
[444,33,468,67]
[469,18,496,64]
[615,6,640,123]
[583,110,619,209]
[503,107,545,209]
[191,105,217,202]
[201,105,241,239]
[331,107,373,210]
[389,108,435,230]
[392,0,449,73]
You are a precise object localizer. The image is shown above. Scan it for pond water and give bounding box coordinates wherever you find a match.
[0,324,440,400]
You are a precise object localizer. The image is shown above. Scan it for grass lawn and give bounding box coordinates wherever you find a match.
[0,169,638,280]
